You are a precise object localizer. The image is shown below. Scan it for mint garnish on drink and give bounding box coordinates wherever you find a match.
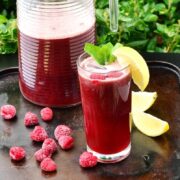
[84,42,123,65]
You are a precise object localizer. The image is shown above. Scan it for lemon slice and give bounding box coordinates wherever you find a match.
[132,91,157,112]
[132,112,169,137]
[113,46,150,91]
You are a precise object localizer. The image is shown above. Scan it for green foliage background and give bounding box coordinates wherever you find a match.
[96,0,180,53]
[0,0,17,54]
[0,0,179,54]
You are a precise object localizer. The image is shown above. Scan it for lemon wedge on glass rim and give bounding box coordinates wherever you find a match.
[113,46,150,91]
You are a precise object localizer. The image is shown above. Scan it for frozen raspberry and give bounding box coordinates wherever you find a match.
[9,146,26,161]
[34,148,51,162]
[24,112,38,126]
[90,73,106,80]
[107,71,122,78]
[40,107,53,121]
[54,125,72,140]
[58,135,74,150]
[42,138,57,154]
[79,152,98,168]
[30,126,48,142]
[0,104,16,120]
[40,158,57,172]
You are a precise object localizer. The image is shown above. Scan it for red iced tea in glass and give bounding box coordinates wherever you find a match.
[78,54,131,163]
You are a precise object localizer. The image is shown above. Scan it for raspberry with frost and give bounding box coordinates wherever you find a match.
[0,104,16,120]
[107,71,122,78]
[9,146,26,161]
[54,125,72,140]
[24,112,38,126]
[30,126,48,142]
[79,151,98,168]
[34,148,51,162]
[42,138,57,154]
[40,157,57,172]
[58,135,74,150]
[90,73,106,80]
[40,107,53,121]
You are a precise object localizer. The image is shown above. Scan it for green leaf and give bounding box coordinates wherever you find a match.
[156,23,178,37]
[84,42,117,65]
[119,15,132,22]
[154,3,167,12]
[144,14,158,22]
[95,0,108,9]
[126,40,148,49]
[96,9,106,23]
[0,24,7,33]
[84,43,103,64]
[0,15,7,24]
[147,37,157,52]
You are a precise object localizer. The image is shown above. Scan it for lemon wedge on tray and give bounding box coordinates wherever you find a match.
[132,91,157,112]
[132,111,169,137]
[113,46,150,91]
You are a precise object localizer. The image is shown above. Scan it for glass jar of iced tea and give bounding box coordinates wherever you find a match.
[17,0,95,107]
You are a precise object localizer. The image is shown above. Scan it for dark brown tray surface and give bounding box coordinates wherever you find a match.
[0,62,179,180]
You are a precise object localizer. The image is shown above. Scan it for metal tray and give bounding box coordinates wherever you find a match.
[0,61,179,180]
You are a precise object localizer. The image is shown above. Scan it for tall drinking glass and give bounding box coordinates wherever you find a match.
[77,53,131,163]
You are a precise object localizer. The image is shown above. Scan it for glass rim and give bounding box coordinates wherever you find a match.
[77,52,130,74]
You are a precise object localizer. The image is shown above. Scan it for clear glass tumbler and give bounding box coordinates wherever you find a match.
[77,53,131,163]
[17,0,95,107]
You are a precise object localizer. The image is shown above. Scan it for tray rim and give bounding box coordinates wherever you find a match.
[147,60,180,84]
[0,67,18,76]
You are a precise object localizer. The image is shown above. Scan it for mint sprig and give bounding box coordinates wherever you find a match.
[84,42,122,65]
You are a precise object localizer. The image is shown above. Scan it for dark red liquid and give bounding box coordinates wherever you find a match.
[79,72,131,154]
[18,25,95,107]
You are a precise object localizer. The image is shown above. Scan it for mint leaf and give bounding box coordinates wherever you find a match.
[84,42,118,65]
[84,43,104,65]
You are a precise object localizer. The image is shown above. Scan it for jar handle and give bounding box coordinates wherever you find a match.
[109,0,119,32]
